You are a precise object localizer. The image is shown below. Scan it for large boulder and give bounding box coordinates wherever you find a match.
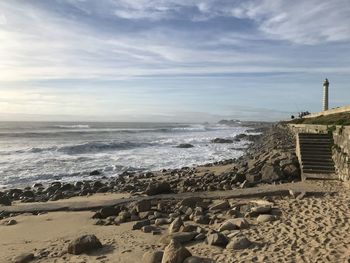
[161,239,192,263]
[226,236,252,250]
[67,234,102,255]
[206,233,229,247]
[146,182,172,196]
[142,251,164,263]
[99,206,118,218]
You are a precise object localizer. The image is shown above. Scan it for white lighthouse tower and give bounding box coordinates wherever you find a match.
[323,78,329,111]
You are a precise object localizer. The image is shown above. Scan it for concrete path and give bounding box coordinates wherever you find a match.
[0,181,330,213]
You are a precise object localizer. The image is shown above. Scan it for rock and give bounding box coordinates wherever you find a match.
[176,144,194,148]
[211,138,233,144]
[250,206,271,215]
[159,232,197,245]
[142,251,164,263]
[155,218,171,226]
[282,164,300,178]
[257,214,276,223]
[179,197,203,208]
[261,164,283,182]
[169,217,184,233]
[67,234,102,255]
[135,200,152,213]
[100,206,117,218]
[206,233,229,247]
[132,219,151,230]
[6,219,17,226]
[218,218,249,231]
[193,215,210,225]
[209,200,229,211]
[90,170,101,176]
[142,225,160,233]
[161,239,192,263]
[12,253,34,263]
[0,195,11,206]
[180,224,197,232]
[21,190,35,198]
[226,236,252,250]
[146,182,172,196]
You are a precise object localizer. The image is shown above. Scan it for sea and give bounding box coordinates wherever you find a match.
[0,122,251,188]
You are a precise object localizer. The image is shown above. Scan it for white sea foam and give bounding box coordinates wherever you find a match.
[0,122,250,187]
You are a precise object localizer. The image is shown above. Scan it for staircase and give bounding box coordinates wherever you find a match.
[298,133,336,179]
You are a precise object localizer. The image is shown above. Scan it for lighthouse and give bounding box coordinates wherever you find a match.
[323,78,329,111]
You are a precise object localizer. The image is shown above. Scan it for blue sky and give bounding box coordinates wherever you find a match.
[0,0,350,122]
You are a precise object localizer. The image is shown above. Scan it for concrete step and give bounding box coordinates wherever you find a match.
[299,133,331,137]
[303,167,335,171]
[301,157,333,162]
[303,169,335,174]
[301,161,334,166]
[300,150,332,155]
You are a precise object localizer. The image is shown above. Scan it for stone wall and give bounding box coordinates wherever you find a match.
[288,124,350,181]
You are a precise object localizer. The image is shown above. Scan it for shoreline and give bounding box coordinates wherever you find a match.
[0,122,273,202]
[0,121,266,191]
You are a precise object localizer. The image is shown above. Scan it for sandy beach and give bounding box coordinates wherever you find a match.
[1,180,349,262]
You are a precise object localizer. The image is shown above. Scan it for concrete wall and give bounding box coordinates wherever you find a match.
[289,124,350,181]
[304,105,350,119]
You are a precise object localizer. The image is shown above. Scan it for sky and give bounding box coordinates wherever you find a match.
[0,0,350,122]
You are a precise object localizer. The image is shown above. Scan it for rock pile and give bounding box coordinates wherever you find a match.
[93,196,280,262]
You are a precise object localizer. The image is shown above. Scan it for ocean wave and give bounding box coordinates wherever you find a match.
[19,141,155,155]
[53,124,90,129]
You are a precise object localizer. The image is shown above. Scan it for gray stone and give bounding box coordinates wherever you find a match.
[161,239,192,263]
[176,144,194,148]
[142,251,164,263]
[146,182,171,196]
[155,218,171,226]
[218,218,249,232]
[206,233,228,247]
[132,219,151,230]
[226,236,252,250]
[142,225,159,233]
[67,234,102,255]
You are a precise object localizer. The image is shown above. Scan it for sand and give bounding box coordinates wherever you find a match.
[1,181,349,262]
